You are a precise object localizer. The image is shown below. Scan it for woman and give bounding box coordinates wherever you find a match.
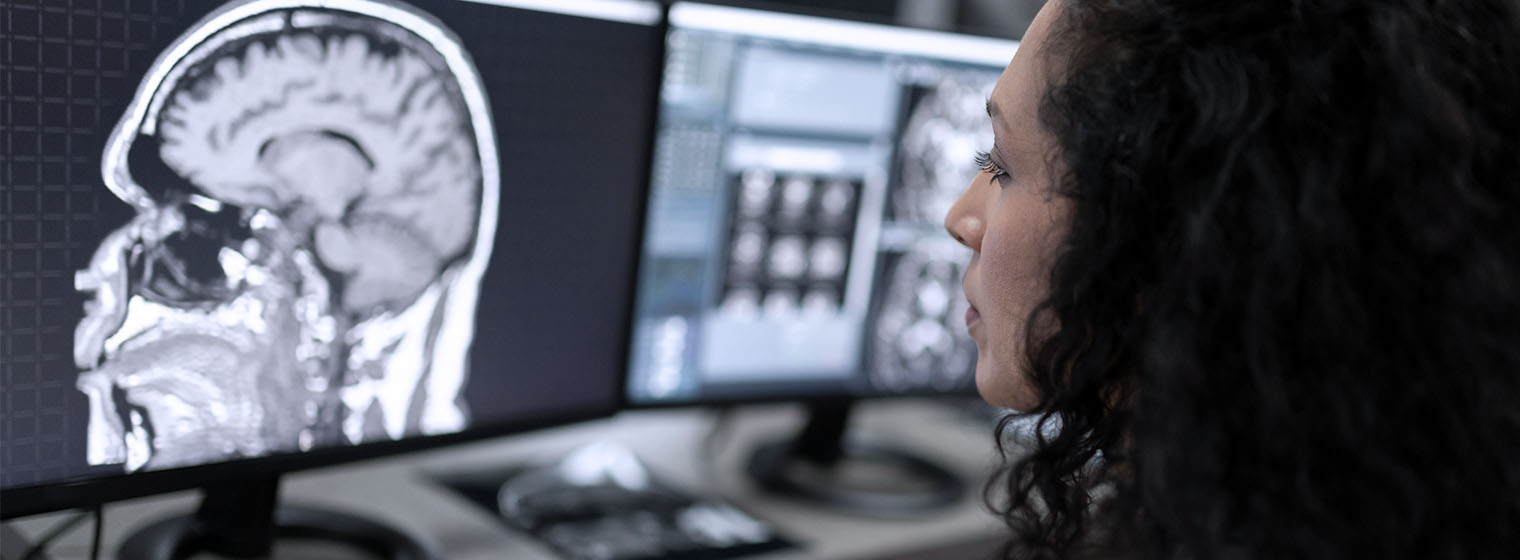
[946,1,1520,558]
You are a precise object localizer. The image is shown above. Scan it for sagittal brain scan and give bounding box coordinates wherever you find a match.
[72,0,498,472]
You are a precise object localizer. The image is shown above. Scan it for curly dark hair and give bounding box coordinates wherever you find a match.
[990,1,1520,558]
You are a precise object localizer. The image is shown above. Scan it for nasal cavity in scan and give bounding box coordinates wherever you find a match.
[142,234,235,304]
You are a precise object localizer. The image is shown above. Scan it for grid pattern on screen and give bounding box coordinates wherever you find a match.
[1,0,189,489]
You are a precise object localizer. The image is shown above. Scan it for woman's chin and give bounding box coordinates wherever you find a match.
[974,359,1039,412]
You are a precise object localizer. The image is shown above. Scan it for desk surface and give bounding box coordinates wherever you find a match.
[8,398,1010,560]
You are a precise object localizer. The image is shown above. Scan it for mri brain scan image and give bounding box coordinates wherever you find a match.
[870,240,976,392]
[719,168,862,321]
[72,0,498,472]
[864,73,995,392]
[893,76,997,224]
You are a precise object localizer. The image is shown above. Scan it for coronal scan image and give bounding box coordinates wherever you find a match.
[870,240,976,392]
[893,76,997,224]
[72,0,499,472]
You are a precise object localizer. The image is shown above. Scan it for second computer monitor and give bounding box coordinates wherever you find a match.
[628,3,1018,405]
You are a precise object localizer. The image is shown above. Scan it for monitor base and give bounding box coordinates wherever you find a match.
[118,478,434,560]
[745,399,965,518]
[1,522,41,560]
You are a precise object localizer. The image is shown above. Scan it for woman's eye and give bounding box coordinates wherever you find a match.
[973,150,1008,180]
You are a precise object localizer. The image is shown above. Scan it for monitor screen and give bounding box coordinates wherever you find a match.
[626,3,1018,405]
[1,0,660,515]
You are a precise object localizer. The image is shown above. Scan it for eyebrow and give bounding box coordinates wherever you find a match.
[986,97,998,118]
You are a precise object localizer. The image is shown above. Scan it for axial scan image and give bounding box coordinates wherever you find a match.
[893,76,998,224]
[72,0,499,472]
[870,240,976,392]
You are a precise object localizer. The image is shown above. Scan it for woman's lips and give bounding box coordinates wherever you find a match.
[965,305,981,329]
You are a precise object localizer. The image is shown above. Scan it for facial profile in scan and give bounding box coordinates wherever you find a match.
[72,0,499,472]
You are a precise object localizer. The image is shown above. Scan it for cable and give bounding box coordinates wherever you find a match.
[20,509,91,560]
[90,505,104,560]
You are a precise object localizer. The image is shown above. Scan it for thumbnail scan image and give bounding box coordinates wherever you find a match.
[720,169,859,318]
[72,0,499,472]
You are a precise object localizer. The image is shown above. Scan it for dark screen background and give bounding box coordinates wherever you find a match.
[1,0,657,493]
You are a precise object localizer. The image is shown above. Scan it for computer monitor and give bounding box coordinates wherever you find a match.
[624,2,1017,514]
[0,0,662,555]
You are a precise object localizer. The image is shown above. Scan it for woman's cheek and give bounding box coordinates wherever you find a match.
[974,191,1071,410]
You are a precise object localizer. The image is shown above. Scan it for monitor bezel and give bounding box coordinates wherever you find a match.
[0,408,616,520]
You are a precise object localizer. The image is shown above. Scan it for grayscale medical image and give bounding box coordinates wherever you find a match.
[861,73,999,392]
[71,0,498,473]
[893,77,997,224]
[869,240,976,392]
[720,169,858,320]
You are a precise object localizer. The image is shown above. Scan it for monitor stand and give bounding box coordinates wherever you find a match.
[745,399,965,517]
[2,522,41,560]
[117,477,435,560]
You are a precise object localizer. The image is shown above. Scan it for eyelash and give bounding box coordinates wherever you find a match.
[973,150,1008,180]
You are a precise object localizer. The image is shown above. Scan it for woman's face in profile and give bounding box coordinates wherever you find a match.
[944,1,1071,411]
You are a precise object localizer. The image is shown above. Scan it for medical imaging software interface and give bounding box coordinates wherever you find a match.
[628,5,1017,404]
[2,0,657,492]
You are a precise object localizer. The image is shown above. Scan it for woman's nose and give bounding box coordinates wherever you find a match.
[944,183,985,252]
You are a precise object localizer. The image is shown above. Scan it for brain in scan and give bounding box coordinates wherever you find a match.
[870,240,977,392]
[72,0,498,472]
[894,76,997,224]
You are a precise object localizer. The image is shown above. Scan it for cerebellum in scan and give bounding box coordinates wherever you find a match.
[73,0,499,473]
